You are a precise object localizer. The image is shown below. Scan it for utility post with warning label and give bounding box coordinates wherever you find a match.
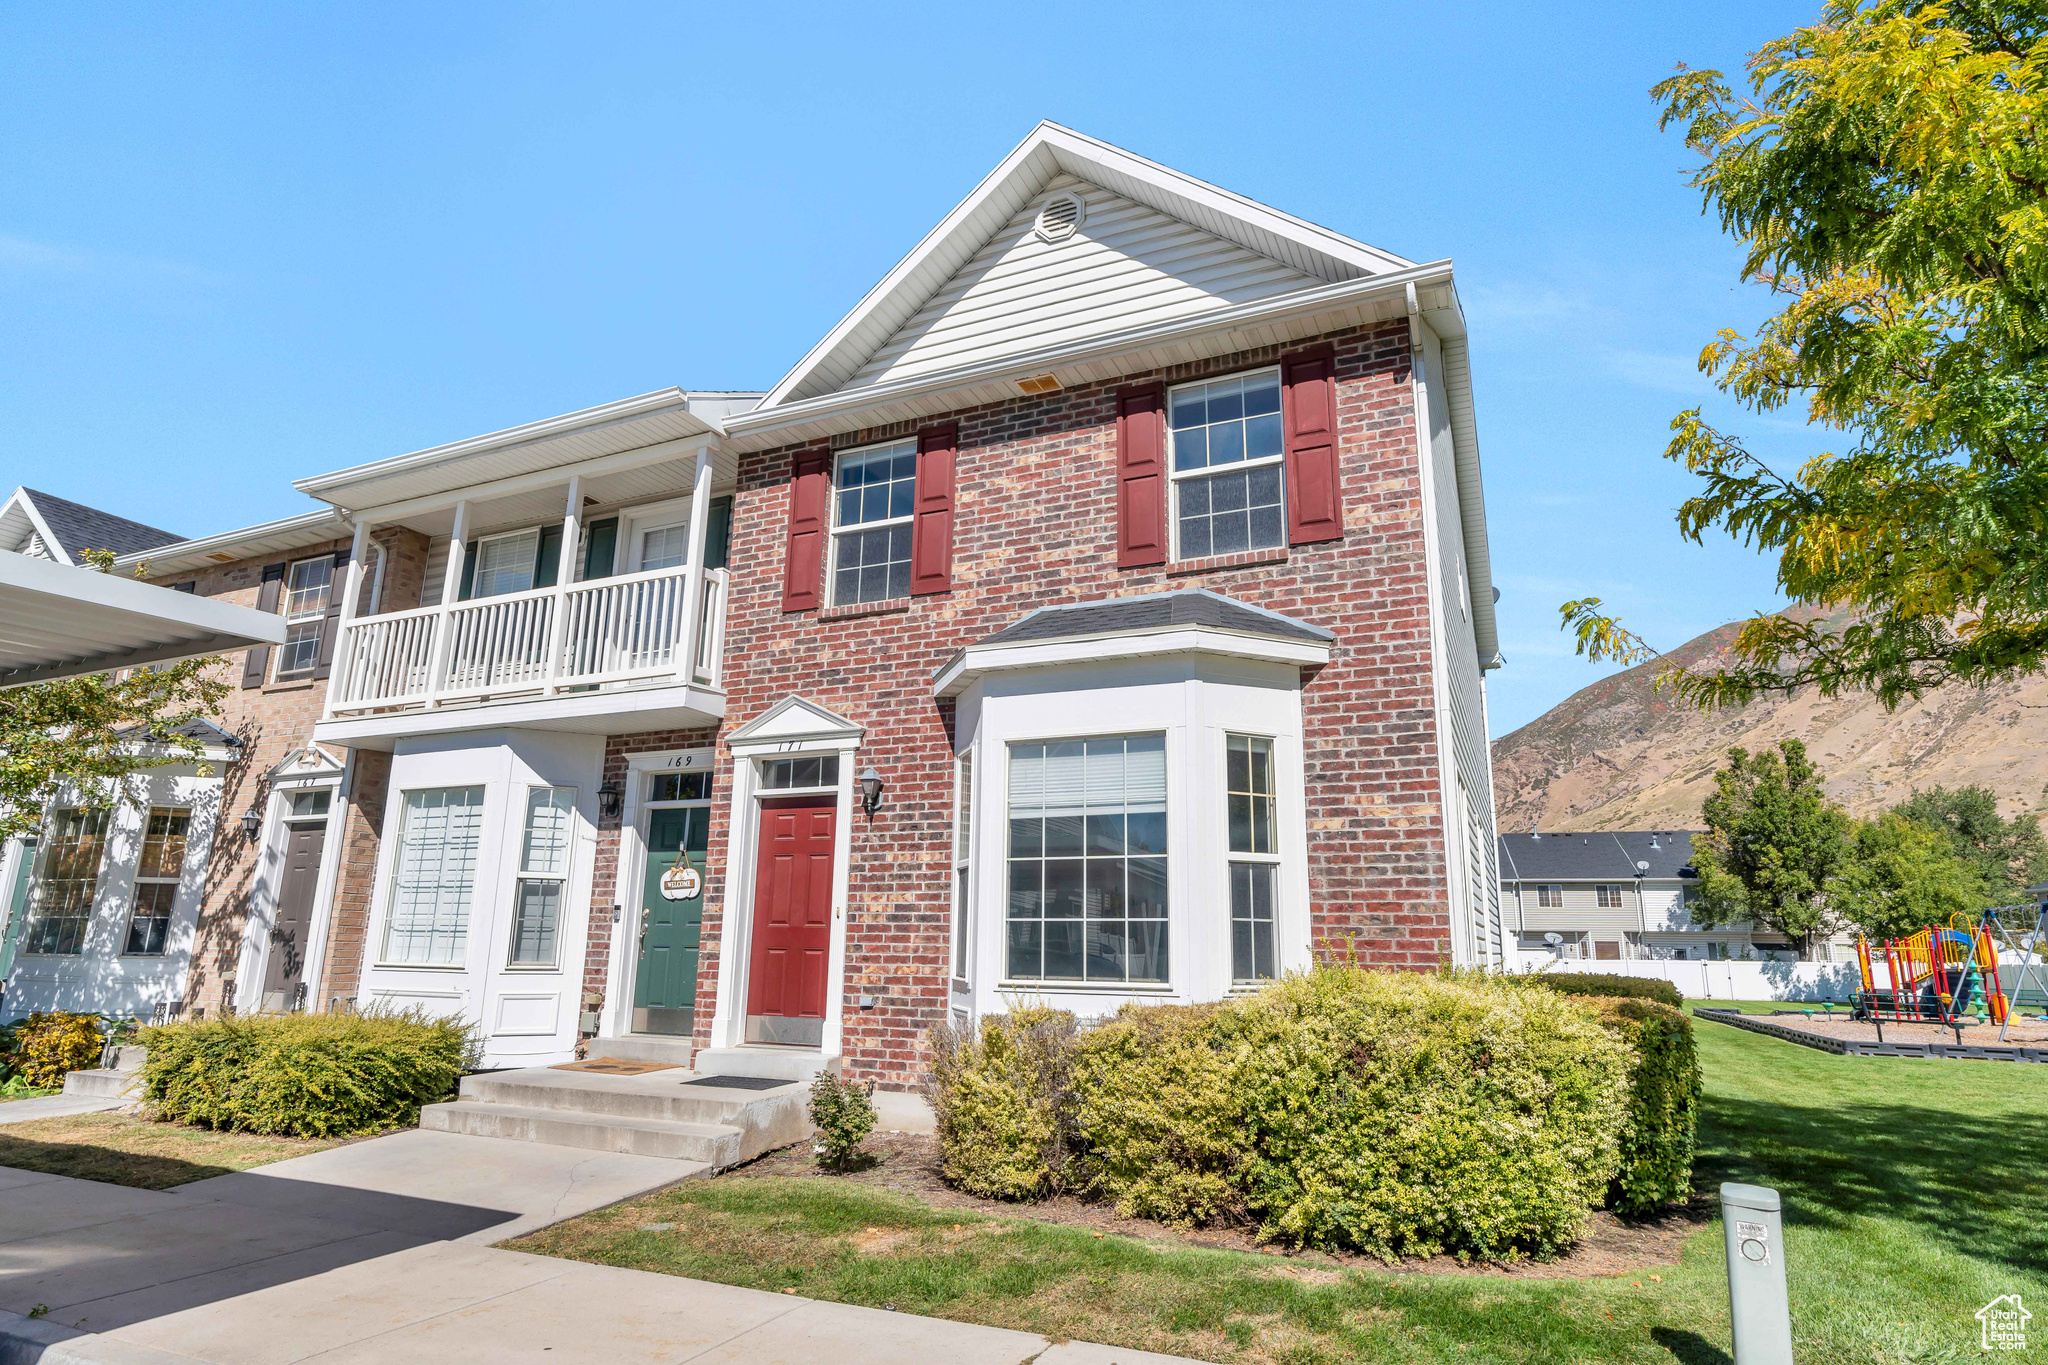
[1721,1182,1794,1364]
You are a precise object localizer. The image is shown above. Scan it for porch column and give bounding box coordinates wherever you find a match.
[425,500,469,706]
[542,476,580,694]
[675,446,716,682]
[323,520,371,719]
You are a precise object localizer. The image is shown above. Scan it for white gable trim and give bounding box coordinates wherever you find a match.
[1,488,73,565]
[934,626,1330,699]
[726,695,865,754]
[754,122,1414,411]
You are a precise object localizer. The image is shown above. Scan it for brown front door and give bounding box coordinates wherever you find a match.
[262,821,326,1010]
[745,795,835,1047]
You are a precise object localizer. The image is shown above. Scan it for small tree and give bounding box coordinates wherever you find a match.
[1890,785,2048,905]
[1692,739,1852,957]
[1831,812,1980,942]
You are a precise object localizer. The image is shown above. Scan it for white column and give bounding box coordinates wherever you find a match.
[542,477,580,694]
[675,446,716,682]
[425,500,469,706]
[323,521,372,720]
[439,500,471,608]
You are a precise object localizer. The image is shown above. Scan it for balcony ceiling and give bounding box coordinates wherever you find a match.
[0,553,287,687]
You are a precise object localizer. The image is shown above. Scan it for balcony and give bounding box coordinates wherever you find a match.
[315,565,727,747]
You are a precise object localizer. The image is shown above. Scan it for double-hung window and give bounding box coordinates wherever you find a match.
[275,555,335,678]
[509,787,574,967]
[1536,884,1564,909]
[124,807,190,955]
[1226,735,1279,982]
[381,787,485,965]
[25,808,108,956]
[952,753,973,982]
[1006,735,1167,984]
[829,439,916,606]
[1596,884,1626,909]
[472,529,541,599]
[1169,369,1285,560]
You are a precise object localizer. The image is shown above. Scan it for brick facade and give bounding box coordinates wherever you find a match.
[649,319,1447,1088]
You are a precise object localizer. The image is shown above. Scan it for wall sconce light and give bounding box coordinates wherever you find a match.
[238,808,263,842]
[598,784,623,821]
[859,767,885,818]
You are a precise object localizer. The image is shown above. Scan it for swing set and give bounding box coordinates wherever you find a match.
[1853,902,2048,1045]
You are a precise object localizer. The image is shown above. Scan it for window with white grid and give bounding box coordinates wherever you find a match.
[829,439,916,606]
[24,807,108,956]
[275,555,334,678]
[1597,884,1626,909]
[1169,369,1285,560]
[952,752,972,982]
[1227,735,1278,982]
[381,787,484,965]
[509,787,573,967]
[123,806,189,955]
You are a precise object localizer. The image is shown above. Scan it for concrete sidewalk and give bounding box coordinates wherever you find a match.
[0,1093,124,1123]
[0,1130,1198,1365]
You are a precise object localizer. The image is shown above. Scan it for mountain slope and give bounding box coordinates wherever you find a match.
[1490,616,2048,833]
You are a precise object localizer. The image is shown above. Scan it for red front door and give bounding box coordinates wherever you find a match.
[746,795,835,1046]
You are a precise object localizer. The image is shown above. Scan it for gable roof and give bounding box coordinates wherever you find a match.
[752,122,1413,413]
[0,487,183,565]
[1497,831,1699,883]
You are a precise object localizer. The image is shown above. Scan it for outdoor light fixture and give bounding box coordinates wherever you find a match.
[238,808,262,842]
[859,767,884,818]
[598,784,623,821]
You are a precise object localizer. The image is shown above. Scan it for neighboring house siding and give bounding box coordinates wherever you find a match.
[704,317,1448,1085]
[846,175,1324,392]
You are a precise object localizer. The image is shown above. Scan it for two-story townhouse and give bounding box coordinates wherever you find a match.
[269,124,1505,1086]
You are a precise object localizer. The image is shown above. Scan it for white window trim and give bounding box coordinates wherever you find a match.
[1225,732,1280,985]
[1165,365,1285,564]
[622,495,698,576]
[470,526,544,600]
[602,745,716,1041]
[233,767,348,1016]
[826,436,917,608]
[951,752,972,988]
[505,785,576,971]
[375,785,487,970]
[121,805,191,958]
[274,554,336,679]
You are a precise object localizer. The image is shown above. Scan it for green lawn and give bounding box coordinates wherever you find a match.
[0,1112,346,1189]
[512,1016,2048,1364]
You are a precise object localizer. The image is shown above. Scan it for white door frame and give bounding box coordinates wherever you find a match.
[233,748,348,1016]
[603,744,716,1040]
[711,697,864,1056]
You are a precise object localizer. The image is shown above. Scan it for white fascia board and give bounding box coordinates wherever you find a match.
[725,694,865,754]
[113,509,350,575]
[293,388,719,503]
[312,681,726,751]
[754,121,1414,413]
[934,626,1330,699]
[729,262,1454,448]
[8,490,73,566]
[345,433,722,526]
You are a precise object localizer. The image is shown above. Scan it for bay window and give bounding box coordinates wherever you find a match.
[1226,735,1278,982]
[24,807,108,956]
[509,787,574,967]
[123,806,190,955]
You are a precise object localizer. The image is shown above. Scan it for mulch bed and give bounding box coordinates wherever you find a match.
[724,1131,1709,1280]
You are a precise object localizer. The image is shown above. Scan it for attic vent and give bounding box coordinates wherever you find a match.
[1033,193,1085,244]
[1016,373,1062,395]
[205,552,237,563]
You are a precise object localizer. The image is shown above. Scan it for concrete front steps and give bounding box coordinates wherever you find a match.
[62,1044,145,1101]
[419,1038,827,1171]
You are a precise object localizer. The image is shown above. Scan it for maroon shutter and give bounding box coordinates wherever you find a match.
[1115,384,1167,568]
[1282,345,1341,545]
[312,547,350,680]
[241,563,286,689]
[780,448,831,612]
[909,423,957,595]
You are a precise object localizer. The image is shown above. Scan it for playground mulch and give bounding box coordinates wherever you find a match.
[1765,1013,2048,1046]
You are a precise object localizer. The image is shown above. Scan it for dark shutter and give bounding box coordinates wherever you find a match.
[1282,345,1342,545]
[581,518,618,581]
[534,525,564,590]
[241,563,286,689]
[706,496,733,571]
[780,448,830,612]
[172,581,196,594]
[457,542,477,601]
[312,548,350,680]
[909,423,957,595]
[1115,384,1167,569]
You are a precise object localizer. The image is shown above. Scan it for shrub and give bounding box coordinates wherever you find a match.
[923,1006,1078,1199]
[7,1012,107,1088]
[138,1007,472,1137]
[808,1070,877,1170]
[1222,967,1633,1261]
[1586,998,1702,1213]
[1073,1002,1244,1227]
[1531,973,1684,1008]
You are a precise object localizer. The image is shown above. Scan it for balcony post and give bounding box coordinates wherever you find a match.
[542,476,580,695]
[674,446,716,682]
[424,499,469,707]
[324,520,371,719]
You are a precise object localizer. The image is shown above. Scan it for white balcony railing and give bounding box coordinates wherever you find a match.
[325,565,727,717]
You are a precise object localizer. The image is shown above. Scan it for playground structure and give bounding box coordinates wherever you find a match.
[1854,900,2048,1045]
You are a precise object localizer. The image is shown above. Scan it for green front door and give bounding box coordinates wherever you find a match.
[635,807,708,1035]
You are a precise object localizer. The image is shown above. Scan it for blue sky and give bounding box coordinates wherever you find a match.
[0,1,1830,736]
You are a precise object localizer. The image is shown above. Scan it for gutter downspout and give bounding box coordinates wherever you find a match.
[1437,333,1501,671]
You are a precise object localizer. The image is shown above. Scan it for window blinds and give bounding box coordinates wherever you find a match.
[383,786,485,965]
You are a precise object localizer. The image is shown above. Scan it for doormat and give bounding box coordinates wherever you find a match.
[551,1058,681,1076]
[681,1074,796,1091]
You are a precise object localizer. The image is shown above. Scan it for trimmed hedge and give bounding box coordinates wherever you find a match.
[922,1006,1078,1199]
[1531,973,1683,1008]
[5,1012,106,1088]
[137,1008,473,1137]
[931,969,1644,1261]
[1587,998,1702,1213]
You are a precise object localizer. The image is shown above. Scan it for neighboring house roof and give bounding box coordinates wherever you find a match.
[976,588,1333,649]
[0,487,183,566]
[1497,830,1699,882]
